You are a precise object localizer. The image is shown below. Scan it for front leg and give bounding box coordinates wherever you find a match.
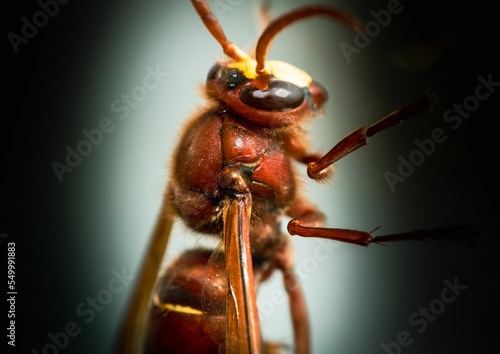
[285,94,433,245]
[307,94,432,179]
[282,133,334,182]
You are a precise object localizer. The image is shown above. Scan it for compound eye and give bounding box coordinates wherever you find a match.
[225,68,247,90]
[240,80,304,111]
[207,63,222,81]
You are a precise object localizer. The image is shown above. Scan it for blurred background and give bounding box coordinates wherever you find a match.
[3,0,498,353]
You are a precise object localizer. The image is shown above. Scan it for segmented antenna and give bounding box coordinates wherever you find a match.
[255,6,363,75]
[191,0,250,62]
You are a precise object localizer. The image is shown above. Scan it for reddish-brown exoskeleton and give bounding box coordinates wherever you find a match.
[114,1,434,353]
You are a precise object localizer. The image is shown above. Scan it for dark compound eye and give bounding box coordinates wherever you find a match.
[239,80,305,111]
[225,69,247,90]
[206,63,221,81]
[206,65,248,90]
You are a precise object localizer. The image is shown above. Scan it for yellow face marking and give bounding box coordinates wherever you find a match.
[227,60,312,88]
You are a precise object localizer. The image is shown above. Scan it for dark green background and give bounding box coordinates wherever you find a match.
[3,0,498,353]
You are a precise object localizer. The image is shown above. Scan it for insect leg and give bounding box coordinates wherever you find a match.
[273,237,310,354]
[308,94,432,180]
[287,196,473,245]
[286,197,373,246]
